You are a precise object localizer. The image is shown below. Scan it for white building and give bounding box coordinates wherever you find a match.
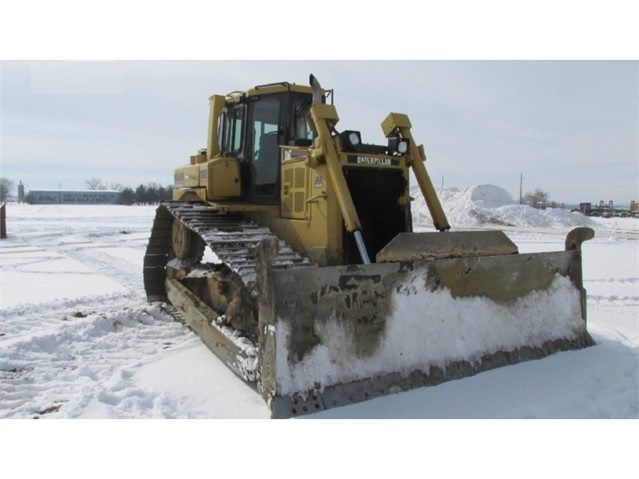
[28,189,120,205]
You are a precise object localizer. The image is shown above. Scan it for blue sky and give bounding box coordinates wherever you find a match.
[0,2,637,205]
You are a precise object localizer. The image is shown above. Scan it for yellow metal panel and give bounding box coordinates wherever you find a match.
[271,156,345,266]
[293,192,305,213]
[281,164,296,218]
[281,160,307,220]
[245,84,315,97]
[207,157,241,200]
[381,113,412,137]
[173,188,206,201]
[314,103,340,122]
[190,152,206,165]
[207,95,226,159]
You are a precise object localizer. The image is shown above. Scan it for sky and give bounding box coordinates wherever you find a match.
[0,3,637,206]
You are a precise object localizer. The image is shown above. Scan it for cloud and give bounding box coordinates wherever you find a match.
[1,60,636,203]
[29,61,126,95]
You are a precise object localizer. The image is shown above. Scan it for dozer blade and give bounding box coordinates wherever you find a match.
[254,229,595,418]
[376,230,519,262]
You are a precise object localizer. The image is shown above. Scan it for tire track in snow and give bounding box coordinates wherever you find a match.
[585,277,639,285]
[1,228,203,418]
[23,226,150,297]
[585,277,639,307]
[62,244,146,295]
[588,295,639,306]
[0,301,195,418]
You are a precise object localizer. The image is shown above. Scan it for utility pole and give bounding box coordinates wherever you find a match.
[519,173,523,204]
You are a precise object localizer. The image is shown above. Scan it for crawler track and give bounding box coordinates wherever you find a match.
[143,202,313,301]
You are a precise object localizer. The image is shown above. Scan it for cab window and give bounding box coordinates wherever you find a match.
[220,106,244,154]
[290,97,314,145]
[251,97,281,197]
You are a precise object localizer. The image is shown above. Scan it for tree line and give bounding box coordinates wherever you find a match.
[114,183,172,205]
[84,178,172,205]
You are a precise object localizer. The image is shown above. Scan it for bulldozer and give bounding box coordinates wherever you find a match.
[143,74,595,418]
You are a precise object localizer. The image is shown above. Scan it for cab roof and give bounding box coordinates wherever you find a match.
[225,82,319,102]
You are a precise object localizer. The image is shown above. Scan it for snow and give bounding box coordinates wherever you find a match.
[413,184,601,229]
[1,189,637,478]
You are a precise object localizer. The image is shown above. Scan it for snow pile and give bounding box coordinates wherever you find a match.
[412,184,596,229]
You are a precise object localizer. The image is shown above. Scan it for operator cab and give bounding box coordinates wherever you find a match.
[217,84,318,204]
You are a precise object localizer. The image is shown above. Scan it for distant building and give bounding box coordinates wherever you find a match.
[28,189,120,205]
[579,200,637,218]
[579,202,592,216]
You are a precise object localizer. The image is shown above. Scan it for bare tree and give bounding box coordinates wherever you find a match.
[85,177,106,190]
[523,188,550,207]
[0,177,14,202]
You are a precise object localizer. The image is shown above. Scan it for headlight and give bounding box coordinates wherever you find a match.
[388,137,409,155]
[339,130,362,151]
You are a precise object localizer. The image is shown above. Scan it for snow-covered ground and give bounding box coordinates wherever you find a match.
[1,185,637,478]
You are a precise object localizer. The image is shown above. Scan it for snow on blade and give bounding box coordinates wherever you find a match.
[273,275,585,396]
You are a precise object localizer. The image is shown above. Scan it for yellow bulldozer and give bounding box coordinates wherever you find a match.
[144,75,594,418]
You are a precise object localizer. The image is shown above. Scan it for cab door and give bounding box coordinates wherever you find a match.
[248,96,282,203]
